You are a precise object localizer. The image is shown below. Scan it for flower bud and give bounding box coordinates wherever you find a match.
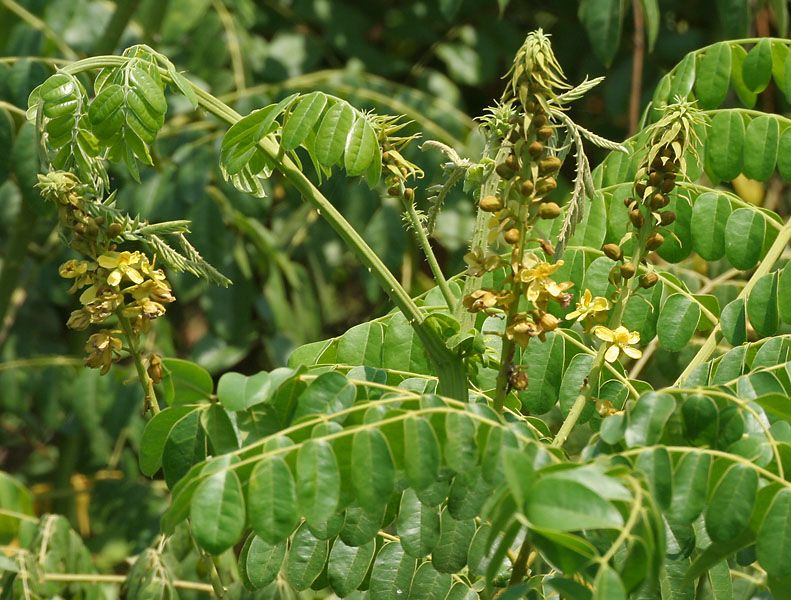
[639,272,659,288]
[505,154,519,171]
[660,178,675,193]
[535,177,557,195]
[404,187,415,202]
[635,182,647,197]
[646,232,664,251]
[520,180,534,196]
[479,195,503,212]
[538,202,561,219]
[147,354,163,384]
[107,223,123,238]
[648,170,662,186]
[509,369,529,391]
[496,163,515,179]
[620,263,636,279]
[660,211,676,225]
[538,312,560,331]
[650,193,669,210]
[536,126,553,140]
[504,228,520,244]
[528,141,544,157]
[538,157,562,175]
[532,113,547,128]
[629,209,644,228]
[602,243,623,261]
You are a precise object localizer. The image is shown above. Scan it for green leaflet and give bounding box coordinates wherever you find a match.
[695,43,732,109]
[669,451,711,524]
[743,116,779,181]
[592,564,626,600]
[526,476,624,531]
[139,405,196,476]
[779,261,791,323]
[238,534,286,590]
[747,272,780,337]
[351,428,395,510]
[742,39,773,93]
[403,415,441,490]
[293,371,356,421]
[344,115,380,176]
[625,392,676,447]
[432,508,476,573]
[407,562,452,600]
[327,538,376,597]
[724,208,765,270]
[444,411,477,474]
[201,404,239,454]
[657,294,701,351]
[634,448,673,510]
[383,312,431,374]
[720,298,747,346]
[285,522,329,590]
[247,456,299,544]
[519,331,564,414]
[731,45,757,107]
[705,464,757,544]
[337,321,385,367]
[282,91,328,151]
[217,371,272,411]
[162,409,206,487]
[669,52,696,100]
[190,466,245,554]
[315,101,355,166]
[160,358,213,405]
[705,111,744,181]
[690,192,731,260]
[369,542,417,600]
[757,488,791,577]
[296,439,341,527]
[339,502,385,546]
[396,489,440,558]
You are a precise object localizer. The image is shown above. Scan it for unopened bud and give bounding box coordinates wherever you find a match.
[660,211,676,225]
[538,157,562,175]
[535,177,557,195]
[528,141,544,158]
[504,228,520,244]
[505,154,519,171]
[629,209,644,228]
[648,170,662,186]
[509,369,529,391]
[520,180,534,196]
[538,312,560,331]
[650,193,669,210]
[107,223,123,238]
[646,233,664,251]
[602,243,623,261]
[536,126,553,140]
[620,263,636,279]
[639,272,659,288]
[147,354,163,384]
[538,202,561,219]
[404,187,415,202]
[479,195,503,212]
[532,113,547,128]
[496,163,515,179]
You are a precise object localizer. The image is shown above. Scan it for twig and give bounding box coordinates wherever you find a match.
[42,573,214,593]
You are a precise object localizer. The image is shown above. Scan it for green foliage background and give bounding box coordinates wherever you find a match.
[1,0,790,598]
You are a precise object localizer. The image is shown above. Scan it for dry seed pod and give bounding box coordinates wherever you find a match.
[520,180,535,196]
[602,243,623,261]
[504,228,521,244]
[620,263,636,279]
[660,211,676,225]
[479,195,503,212]
[538,202,561,219]
[639,272,659,288]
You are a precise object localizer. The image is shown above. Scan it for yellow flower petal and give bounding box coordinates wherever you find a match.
[628,331,641,345]
[107,269,122,287]
[623,346,642,360]
[604,345,620,363]
[97,254,118,268]
[125,267,144,284]
[593,326,614,342]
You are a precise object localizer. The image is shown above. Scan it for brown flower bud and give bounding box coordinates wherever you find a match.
[660,211,676,225]
[94,216,105,226]
[602,243,623,261]
[532,113,547,128]
[635,182,647,197]
[629,209,644,228]
[660,179,675,193]
[404,187,415,202]
[650,193,669,210]
[538,202,561,219]
[496,163,515,179]
[535,177,557,195]
[528,141,544,158]
[538,312,560,331]
[623,196,635,208]
[639,272,659,288]
[536,126,553,140]
[620,263,636,279]
[387,185,400,196]
[646,232,664,251]
[520,180,534,196]
[504,228,520,244]
[539,239,555,256]
[479,195,503,212]
[648,170,662,186]
[107,223,123,238]
[538,156,562,175]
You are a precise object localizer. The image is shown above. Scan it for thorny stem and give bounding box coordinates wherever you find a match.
[675,216,791,386]
[116,311,159,415]
[403,198,456,310]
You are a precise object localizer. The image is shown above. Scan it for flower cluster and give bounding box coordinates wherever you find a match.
[39,171,174,376]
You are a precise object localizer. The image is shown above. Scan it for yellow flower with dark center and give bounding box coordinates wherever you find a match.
[593,325,642,363]
[566,289,610,322]
[97,251,145,287]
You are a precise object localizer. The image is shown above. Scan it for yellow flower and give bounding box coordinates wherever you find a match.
[566,289,610,322]
[84,330,122,374]
[593,325,642,363]
[97,251,145,287]
[516,257,572,303]
[58,259,89,279]
[506,314,542,346]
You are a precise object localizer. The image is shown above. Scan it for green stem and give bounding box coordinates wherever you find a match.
[508,536,533,586]
[0,200,38,351]
[552,344,607,448]
[404,199,455,310]
[43,573,213,593]
[675,216,791,386]
[117,311,159,414]
[61,56,468,399]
